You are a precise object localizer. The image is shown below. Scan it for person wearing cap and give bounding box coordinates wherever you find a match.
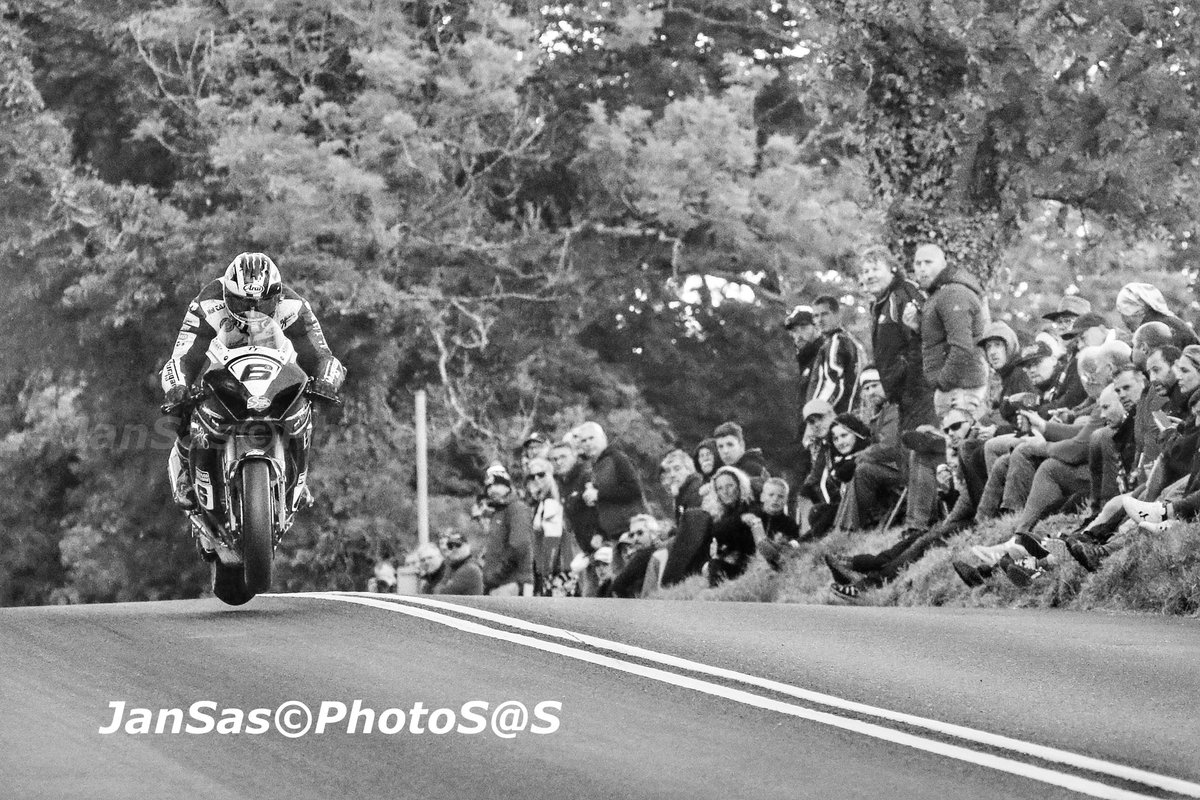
[976,321,1033,435]
[432,532,485,595]
[1041,295,1091,338]
[827,408,986,602]
[520,432,552,484]
[1116,282,1197,350]
[793,398,835,531]
[783,304,823,434]
[806,295,866,415]
[855,367,899,452]
[478,462,535,596]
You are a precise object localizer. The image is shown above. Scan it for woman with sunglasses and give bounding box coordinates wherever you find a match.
[527,456,572,595]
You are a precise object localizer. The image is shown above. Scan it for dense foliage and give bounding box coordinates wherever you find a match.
[2,0,1198,604]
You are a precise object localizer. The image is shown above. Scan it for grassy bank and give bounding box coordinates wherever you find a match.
[653,516,1200,617]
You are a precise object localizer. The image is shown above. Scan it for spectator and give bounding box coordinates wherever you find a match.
[712,420,770,492]
[610,514,670,598]
[1089,366,1147,506]
[1116,282,1198,349]
[520,432,552,480]
[806,295,866,414]
[366,560,398,593]
[977,321,1034,435]
[692,437,720,484]
[433,532,485,595]
[527,455,571,595]
[750,477,801,569]
[578,421,648,545]
[796,398,836,532]
[1041,295,1092,338]
[415,543,446,594]
[704,466,758,586]
[828,408,985,601]
[802,412,873,539]
[1146,345,1187,418]
[661,448,704,520]
[784,304,823,434]
[557,435,599,590]
[478,463,535,596]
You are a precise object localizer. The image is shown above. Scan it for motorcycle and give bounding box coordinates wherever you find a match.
[164,313,337,606]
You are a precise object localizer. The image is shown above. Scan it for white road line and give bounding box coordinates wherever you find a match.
[338,592,1200,800]
[283,592,1181,800]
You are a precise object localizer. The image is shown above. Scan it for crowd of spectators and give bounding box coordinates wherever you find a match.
[372,243,1200,602]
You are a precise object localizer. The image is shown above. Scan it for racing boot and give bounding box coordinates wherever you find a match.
[168,440,196,510]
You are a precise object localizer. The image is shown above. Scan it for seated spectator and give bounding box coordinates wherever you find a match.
[661,448,704,520]
[796,398,836,534]
[366,560,398,593]
[692,438,720,484]
[704,466,758,586]
[801,412,873,539]
[1041,295,1092,339]
[1146,345,1188,418]
[976,321,1034,435]
[415,543,446,594]
[1116,282,1198,349]
[985,340,1074,470]
[827,408,984,601]
[610,514,670,598]
[433,532,485,595]
[844,371,904,529]
[478,463,535,596]
[713,421,770,492]
[750,477,801,569]
[1089,366,1147,506]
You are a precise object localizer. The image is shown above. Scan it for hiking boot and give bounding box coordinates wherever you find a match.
[1002,556,1044,588]
[1065,536,1108,573]
[970,537,1031,567]
[952,559,994,588]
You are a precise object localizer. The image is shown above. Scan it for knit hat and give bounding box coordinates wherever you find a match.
[830,412,871,441]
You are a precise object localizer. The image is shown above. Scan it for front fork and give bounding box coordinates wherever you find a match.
[223,427,289,541]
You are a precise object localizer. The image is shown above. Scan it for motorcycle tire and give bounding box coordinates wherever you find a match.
[212,561,254,606]
[241,460,275,594]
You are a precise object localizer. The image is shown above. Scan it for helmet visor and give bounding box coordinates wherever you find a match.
[226,285,282,318]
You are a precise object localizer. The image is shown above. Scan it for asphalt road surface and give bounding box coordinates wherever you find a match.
[2,594,1198,800]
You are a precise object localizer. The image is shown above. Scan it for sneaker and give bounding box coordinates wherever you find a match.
[1014,532,1051,559]
[1002,556,1044,588]
[970,537,1030,567]
[952,559,990,588]
[828,582,866,605]
[824,553,863,586]
[1065,537,1108,573]
[1122,497,1168,524]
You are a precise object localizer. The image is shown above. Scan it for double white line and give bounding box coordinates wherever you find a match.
[285,592,1200,800]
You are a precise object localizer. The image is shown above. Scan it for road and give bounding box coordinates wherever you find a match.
[1,594,1197,800]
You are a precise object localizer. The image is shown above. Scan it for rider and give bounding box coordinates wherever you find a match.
[161,252,345,510]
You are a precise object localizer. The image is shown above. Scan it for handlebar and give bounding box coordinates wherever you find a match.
[160,387,210,415]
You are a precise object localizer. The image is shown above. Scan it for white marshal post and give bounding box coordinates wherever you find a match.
[415,388,429,545]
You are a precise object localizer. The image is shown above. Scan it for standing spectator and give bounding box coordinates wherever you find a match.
[784,304,823,435]
[661,448,704,520]
[415,543,446,594]
[712,420,770,493]
[578,422,647,545]
[527,455,570,594]
[857,245,939,534]
[478,463,534,596]
[704,466,758,586]
[1116,283,1198,349]
[807,295,865,413]
[433,531,485,595]
[912,243,990,420]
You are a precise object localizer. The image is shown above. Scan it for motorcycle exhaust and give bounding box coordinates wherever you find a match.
[188,512,243,566]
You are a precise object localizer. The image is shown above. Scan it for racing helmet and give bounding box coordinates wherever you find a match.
[222,252,283,320]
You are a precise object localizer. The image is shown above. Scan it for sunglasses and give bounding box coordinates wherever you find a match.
[531,472,549,479]
[444,540,465,550]
[943,420,969,435]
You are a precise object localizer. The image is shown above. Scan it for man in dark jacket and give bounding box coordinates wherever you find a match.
[577,422,646,543]
[913,243,990,420]
[477,463,534,595]
[976,321,1033,434]
[713,420,770,495]
[806,295,865,414]
[857,246,939,532]
[434,532,485,595]
[784,304,823,437]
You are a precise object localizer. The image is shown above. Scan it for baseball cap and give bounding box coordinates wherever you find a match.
[1042,295,1092,321]
[1060,312,1110,340]
[1013,341,1056,368]
[858,368,881,387]
[802,398,834,420]
[783,305,815,330]
[522,432,548,448]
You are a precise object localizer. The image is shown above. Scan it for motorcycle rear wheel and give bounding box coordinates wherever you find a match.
[241,460,275,594]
